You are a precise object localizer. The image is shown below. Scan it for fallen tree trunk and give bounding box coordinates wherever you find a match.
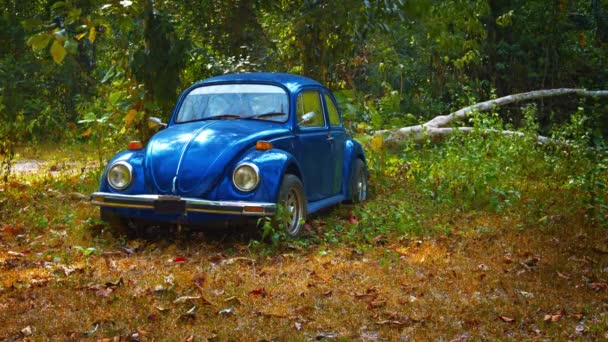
[381,126,551,144]
[376,88,608,143]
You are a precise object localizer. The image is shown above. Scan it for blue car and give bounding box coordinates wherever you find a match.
[91,72,367,237]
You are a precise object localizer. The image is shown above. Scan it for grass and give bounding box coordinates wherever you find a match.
[0,140,607,341]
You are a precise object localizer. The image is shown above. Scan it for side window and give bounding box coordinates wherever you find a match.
[297,90,325,128]
[324,94,341,126]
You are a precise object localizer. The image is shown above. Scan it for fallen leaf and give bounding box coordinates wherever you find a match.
[368,300,386,309]
[477,264,489,271]
[316,332,339,339]
[8,251,25,257]
[21,326,32,336]
[177,306,197,321]
[518,290,534,298]
[354,292,378,300]
[556,272,571,280]
[84,323,99,336]
[207,253,226,264]
[96,287,113,297]
[590,282,607,291]
[218,306,234,316]
[292,306,314,317]
[322,290,333,297]
[499,315,515,323]
[376,320,405,326]
[224,257,255,265]
[294,322,302,331]
[224,296,242,306]
[575,322,585,334]
[69,192,87,201]
[173,296,201,304]
[544,309,565,322]
[572,313,584,320]
[373,234,388,245]
[173,257,187,263]
[522,257,540,267]
[105,277,123,288]
[248,288,267,297]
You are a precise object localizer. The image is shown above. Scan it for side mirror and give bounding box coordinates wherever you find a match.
[299,111,316,125]
[148,116,167,129]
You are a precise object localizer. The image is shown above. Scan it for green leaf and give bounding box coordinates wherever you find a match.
[117,99,135,112]
[108,91,123,105]
[21,19,44,30]
[27,33,52,51]
[64,39,78,54]
[100,65,116,84]
[50,39,67,64]
[53,29,67,42]
[66,8,82,24]
[51,1,66,13]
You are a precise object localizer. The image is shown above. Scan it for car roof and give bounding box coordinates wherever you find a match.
[195,72,323,93]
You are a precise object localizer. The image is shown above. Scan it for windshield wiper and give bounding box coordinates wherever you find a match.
[201,114,242,120]
[245,112,287,120]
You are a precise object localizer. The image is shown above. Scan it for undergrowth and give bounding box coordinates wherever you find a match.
[315,107,608,249]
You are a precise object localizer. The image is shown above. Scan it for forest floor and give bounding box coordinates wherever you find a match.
[0,145,607,341]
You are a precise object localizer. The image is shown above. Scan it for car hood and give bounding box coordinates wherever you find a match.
[145,120,289,196]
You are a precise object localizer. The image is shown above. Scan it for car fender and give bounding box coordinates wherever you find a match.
[207,148,302,203]
[99,150,146,194]
[342,138,366,198]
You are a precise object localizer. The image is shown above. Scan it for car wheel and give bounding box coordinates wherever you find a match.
[277,174,307,238]
[350,159,368,203]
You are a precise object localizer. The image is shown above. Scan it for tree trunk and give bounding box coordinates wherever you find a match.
[375,88,608,143]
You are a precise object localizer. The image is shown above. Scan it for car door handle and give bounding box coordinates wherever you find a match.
[327,136,334,143]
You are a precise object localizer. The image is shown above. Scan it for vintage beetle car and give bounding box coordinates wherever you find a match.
[91,72,367,237]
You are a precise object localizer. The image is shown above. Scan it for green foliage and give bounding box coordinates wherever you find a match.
[1,0,606,146]
[316,106,607,248]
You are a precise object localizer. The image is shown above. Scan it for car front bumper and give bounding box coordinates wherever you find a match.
[90,192,276,217]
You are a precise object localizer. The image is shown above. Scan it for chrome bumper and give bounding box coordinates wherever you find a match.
[90,192,276,216]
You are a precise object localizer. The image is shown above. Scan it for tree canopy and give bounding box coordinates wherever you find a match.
[0,0,607,144]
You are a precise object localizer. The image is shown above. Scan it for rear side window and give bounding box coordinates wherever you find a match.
[297,90,325,128]
[324,94,341,126]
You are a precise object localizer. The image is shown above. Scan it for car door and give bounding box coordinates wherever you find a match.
[295,89,333,201]
[323,91,345,196]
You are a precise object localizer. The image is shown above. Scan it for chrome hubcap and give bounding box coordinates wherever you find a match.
[284,188,301,235]
[357,173,367,201]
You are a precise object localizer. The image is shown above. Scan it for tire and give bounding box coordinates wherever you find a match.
[350,159,368,203]
[276,174,307,238]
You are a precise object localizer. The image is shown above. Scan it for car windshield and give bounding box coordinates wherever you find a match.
[175,84,289,123]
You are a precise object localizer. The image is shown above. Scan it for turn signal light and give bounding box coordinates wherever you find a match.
[128,141,143,150]
[255,140,273,151]
[244,206,264,213]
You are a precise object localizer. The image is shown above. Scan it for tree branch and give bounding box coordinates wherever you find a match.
[376,88,608,143]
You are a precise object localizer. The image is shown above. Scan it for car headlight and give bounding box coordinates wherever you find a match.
[232,163,260,192]
[107,161,133,190]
